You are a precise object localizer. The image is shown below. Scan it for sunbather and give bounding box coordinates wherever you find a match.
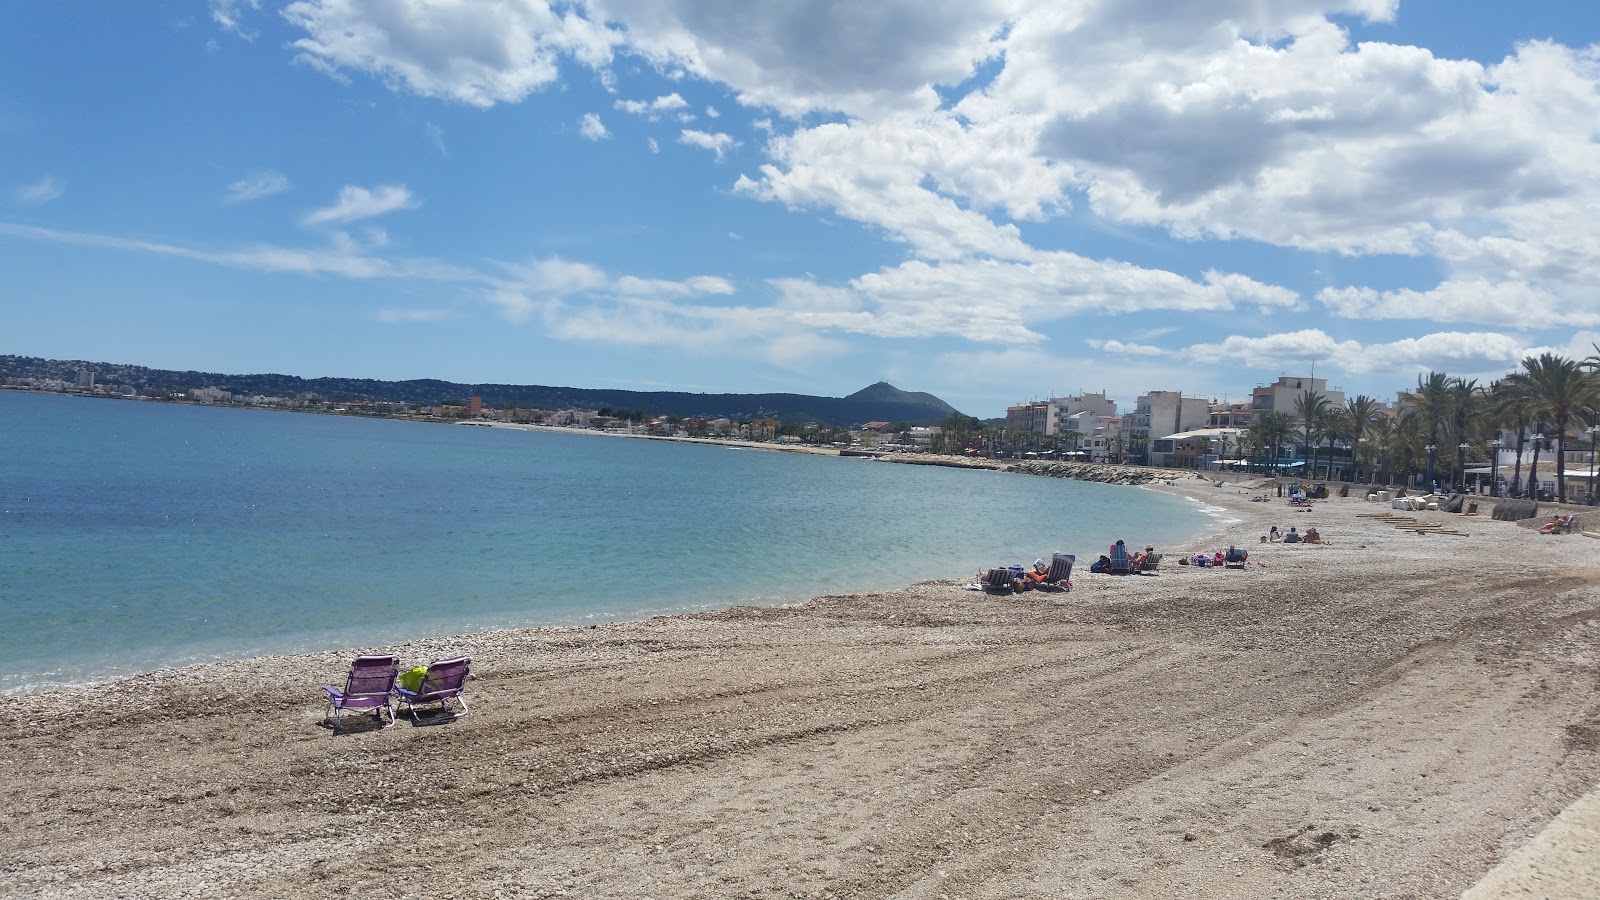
[1538,515,1574,534]
[1282,527,1301,544]
[1303,527,1321,544]
[1024,559,1052,585]
[1269,525,1282,542]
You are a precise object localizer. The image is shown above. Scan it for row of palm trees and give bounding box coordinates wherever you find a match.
[1234,351,1600,500]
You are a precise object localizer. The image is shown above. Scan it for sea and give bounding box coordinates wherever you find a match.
[0,390,1231,692]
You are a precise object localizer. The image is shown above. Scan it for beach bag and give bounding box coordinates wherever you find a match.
[398,665,428,693]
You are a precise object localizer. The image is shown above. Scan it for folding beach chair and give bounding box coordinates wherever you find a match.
[1223,548,1248,569]
[1041,553,1074,590]
[322,654,400,732]
[981,566,1018,594]
[1108,544,1133,575]
[392,656,472,723]
[1138,552,1163,573]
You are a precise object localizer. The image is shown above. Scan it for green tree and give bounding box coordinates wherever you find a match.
[1342,395,1385,483]
[1506,353,1600,501]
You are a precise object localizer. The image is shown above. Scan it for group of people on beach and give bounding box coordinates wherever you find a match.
[1087,538,1159,574]
[1267,525,1322,544]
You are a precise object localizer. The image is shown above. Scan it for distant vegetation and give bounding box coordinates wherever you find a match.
[0,356,961,428]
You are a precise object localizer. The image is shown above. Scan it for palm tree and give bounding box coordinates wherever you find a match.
[1448,377,1480,490]
[1508,353,1600,501]
[1489,378,1535,497]
[1251,412,1297,477]
[1366,415,1395,485]
[1403,371,1453,490]
[1322,407,1351,481]
[1293,390,1331,477]
[1342,395,1385,483]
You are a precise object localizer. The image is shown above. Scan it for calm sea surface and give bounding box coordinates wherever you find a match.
[0,390,1227,691]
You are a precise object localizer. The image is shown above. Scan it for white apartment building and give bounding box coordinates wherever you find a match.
[1251,376,1345,419]
[1050,391,1117,422]
[1123,391,1209,465]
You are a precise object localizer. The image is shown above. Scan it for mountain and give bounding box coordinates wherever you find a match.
[845,381,960,417]
[0,356,963,427]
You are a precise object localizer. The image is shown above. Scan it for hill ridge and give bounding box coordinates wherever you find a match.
[0,356,963,427]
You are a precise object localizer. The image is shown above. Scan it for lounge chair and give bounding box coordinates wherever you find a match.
[1040,553,1074,590]
[1223,548,1248,569]
[980,566,1018,593]
[1108,543,1134,575]
[1138,552,1163,574]
[392,656,472,722]
[322,654,399,732]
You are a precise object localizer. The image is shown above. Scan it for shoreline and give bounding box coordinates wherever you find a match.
[6,480,1598,897]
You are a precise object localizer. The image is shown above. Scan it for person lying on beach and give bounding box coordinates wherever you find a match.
[1538,516,1570,534]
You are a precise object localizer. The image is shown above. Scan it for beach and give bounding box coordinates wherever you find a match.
[4,475,1598,898]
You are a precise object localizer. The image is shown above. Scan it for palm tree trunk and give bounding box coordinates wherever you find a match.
[1529,435,1542,500]
[1513,431,1525,497]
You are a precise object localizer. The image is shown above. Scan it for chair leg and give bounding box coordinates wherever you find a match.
[452,695,470,718]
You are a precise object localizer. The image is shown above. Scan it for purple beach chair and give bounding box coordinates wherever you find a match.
[392,656,472,723]
[322,654,400,732]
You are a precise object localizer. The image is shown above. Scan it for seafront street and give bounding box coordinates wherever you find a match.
[3,476,1598,899]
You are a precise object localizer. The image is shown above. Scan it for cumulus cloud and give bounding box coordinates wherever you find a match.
[579,112,610,140]
[1115,328,1534,377]
[225,171,291,203]
[678,129,738,160]
[281,0,621,108]
[301,185,419,227]
[15,176,63,205]
[614,92,689,119]
[245,1,1600,361]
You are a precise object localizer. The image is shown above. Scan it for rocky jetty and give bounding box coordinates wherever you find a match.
[885,454,1168,485]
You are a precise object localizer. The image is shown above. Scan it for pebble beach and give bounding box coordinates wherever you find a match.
[3,471,1598,898]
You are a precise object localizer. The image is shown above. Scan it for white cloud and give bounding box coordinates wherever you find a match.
[425,122,448,156]
[15,176,63,205]
[596,0,1011,117]
[579,112,610,140]
[0,220,469,281]
[210,0,262,38]
[647,137,661,153]
[301,185,419,227]
[614,92,689,119]
[678,129,738,160]
[1134,328,1533,378]
[225,171,291,203]
[1317,280,1599,328]
[281,0,621,108]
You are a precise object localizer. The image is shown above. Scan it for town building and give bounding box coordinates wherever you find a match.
[1123,391,1209,465]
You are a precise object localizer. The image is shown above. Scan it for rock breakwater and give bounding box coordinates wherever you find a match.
[885,454,1170,485]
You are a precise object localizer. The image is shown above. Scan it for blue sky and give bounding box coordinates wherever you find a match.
[4,1,1600,417]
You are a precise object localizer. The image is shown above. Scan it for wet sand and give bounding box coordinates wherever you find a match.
[3,477,1598,898]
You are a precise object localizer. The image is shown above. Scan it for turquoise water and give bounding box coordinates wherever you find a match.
[0,390,1224,691]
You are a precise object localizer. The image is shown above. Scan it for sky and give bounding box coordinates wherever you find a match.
[4,1,1600,417]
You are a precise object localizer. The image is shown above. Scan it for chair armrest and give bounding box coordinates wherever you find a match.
[322,686,343,700]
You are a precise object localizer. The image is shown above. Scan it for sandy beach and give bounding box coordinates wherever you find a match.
[4,474,1599,899]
